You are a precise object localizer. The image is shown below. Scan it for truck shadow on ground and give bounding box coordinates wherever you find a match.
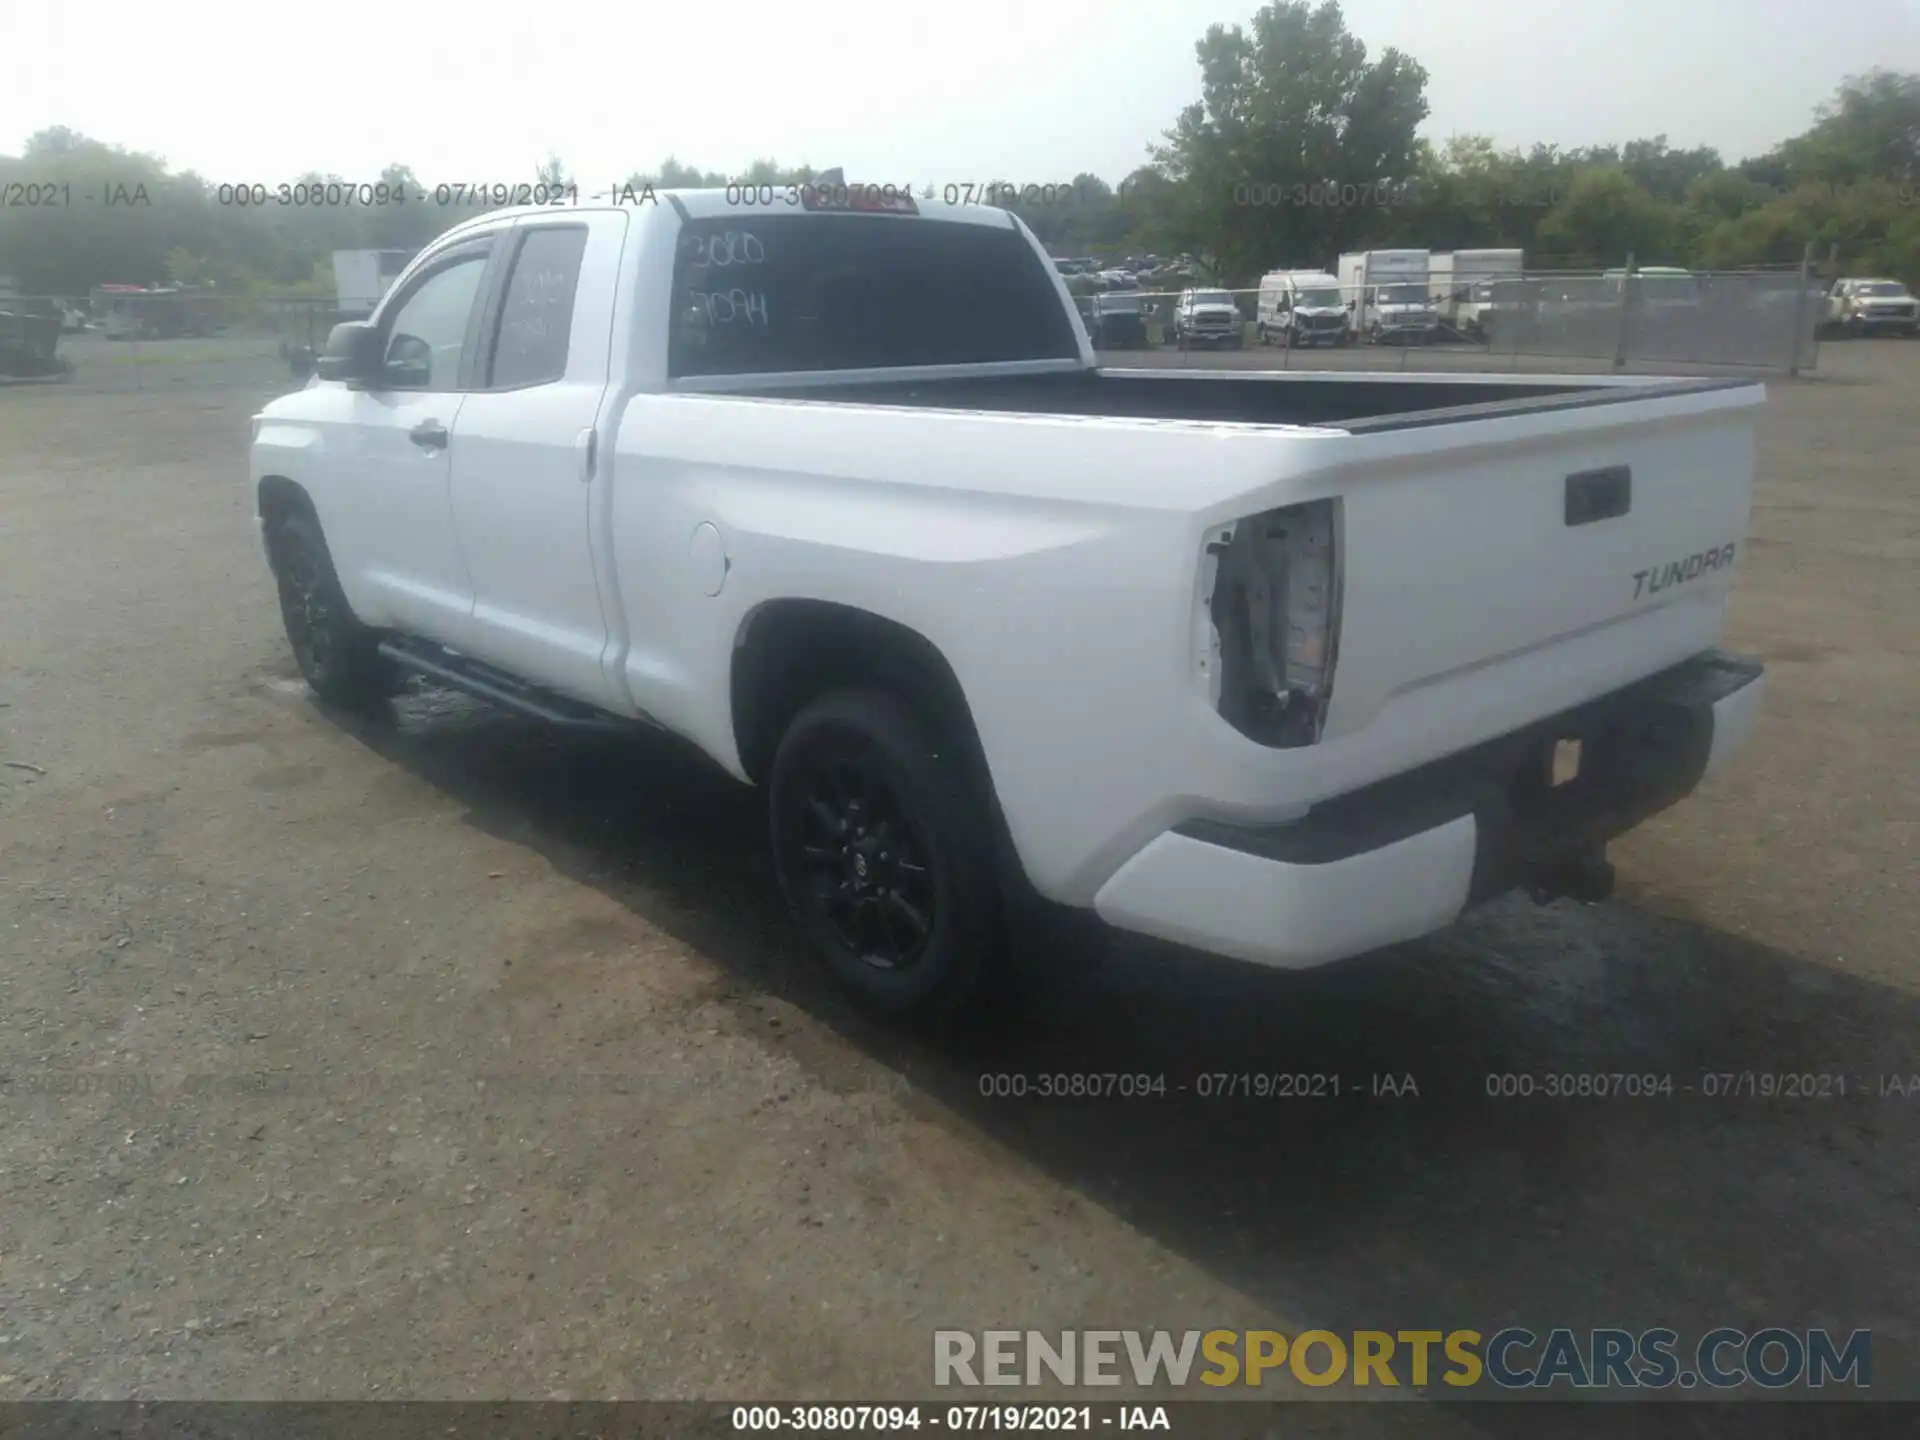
[335,690,1915,1397]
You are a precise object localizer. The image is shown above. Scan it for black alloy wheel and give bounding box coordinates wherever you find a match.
[769,689,999,1022]
[795,752,937,971]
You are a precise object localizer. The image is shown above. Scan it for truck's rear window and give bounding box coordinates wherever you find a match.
[667,213,1081,377]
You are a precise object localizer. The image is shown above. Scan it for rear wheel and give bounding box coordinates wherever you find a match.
[268,511,392,709]
[769,689,1001,1025]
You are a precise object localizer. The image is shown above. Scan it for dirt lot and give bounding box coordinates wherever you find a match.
[0,341,1915,1418]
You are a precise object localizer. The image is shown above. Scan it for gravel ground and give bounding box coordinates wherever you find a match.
[0,341,1915,1418]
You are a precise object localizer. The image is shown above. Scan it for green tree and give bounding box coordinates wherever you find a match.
[1620,135,1724,205]
[365,164,447,252]
[1534,168,1685,266]
[627,157,731,191]
[1771,69,1920,187]
[1147,0,1430,281]
[0,130,176,293]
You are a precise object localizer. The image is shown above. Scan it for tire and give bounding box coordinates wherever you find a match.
[769,688,1001,1025]
[268,510,392,709]
[1229,332,1245,350]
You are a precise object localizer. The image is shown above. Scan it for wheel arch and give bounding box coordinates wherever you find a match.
[256,474,316,544]
[729,599,990,793]
[730,597,1040,902]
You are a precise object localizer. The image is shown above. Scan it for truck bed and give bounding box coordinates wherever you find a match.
[729,367,1753,431]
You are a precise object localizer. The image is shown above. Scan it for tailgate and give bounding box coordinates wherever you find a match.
[1317,380,1764,761]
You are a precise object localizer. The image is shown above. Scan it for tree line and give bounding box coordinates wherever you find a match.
[3,0,1915,299]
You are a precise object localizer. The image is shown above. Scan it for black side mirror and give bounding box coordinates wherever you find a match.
[315,321,383,387]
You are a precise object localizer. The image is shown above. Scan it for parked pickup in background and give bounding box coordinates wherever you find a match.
[249,187,1768,1024]
[1173,288,1246,349]
[1088,286,1152,348]
[1826,277,1919,337]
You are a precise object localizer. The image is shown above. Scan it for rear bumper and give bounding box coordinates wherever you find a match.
[1092,651,1764,969]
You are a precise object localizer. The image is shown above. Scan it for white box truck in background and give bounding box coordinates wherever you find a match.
[331,249,415,321]
[1432,249,1526,338]
[1337,250,1437,344]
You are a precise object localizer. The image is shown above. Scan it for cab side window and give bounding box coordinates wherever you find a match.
[381,255,488,392]
[487,226,589,389]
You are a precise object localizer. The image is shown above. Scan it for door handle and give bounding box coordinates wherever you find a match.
[409,419,449,451]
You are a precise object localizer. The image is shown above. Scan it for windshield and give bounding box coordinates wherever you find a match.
[1860,281,1911,297]
[1192,290,1232,306]
[1297,288,1343,307]
[1379,284,1427,304]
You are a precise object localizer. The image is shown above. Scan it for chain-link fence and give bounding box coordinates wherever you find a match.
[1075,261,1835,375]
[3,260,1848,396]
[1471,268,1825,372]
[0,293,338,393]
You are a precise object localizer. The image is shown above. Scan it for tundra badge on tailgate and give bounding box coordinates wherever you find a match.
[1632,543,1738,600]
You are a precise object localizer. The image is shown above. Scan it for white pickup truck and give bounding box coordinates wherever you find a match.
[250,187,1767,1023]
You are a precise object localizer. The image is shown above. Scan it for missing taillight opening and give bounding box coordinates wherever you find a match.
[1206,499,1341,748]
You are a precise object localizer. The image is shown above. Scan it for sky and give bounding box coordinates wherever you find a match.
[4,0,1919,189]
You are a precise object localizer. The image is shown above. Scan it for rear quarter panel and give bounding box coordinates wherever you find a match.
[606,376,1765,906]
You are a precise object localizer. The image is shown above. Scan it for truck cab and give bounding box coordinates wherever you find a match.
[1431,249,1525,339]
[1339,250,1437,344]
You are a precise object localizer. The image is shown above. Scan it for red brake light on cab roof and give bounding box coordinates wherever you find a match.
[799,182,918,215]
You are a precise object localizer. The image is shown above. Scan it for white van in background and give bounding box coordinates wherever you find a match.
[1256,269,1350,347]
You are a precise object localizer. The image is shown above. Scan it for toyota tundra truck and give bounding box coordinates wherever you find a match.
[249,187,1767,1023]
